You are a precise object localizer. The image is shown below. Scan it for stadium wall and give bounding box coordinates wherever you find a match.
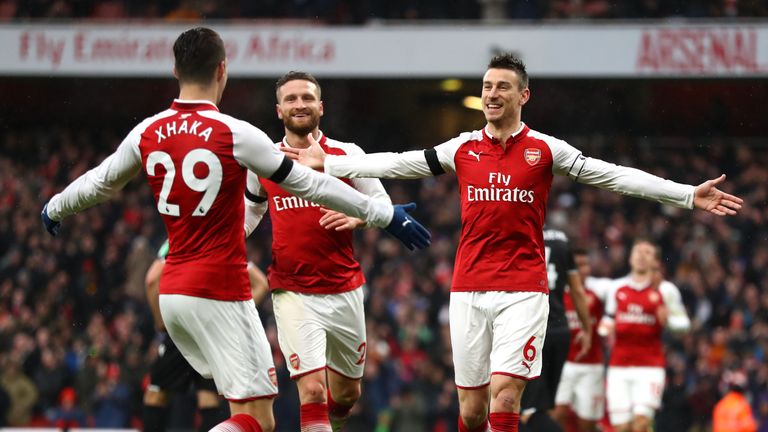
[2,22,768,77]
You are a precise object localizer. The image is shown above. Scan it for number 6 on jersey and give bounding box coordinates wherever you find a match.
[146,149,223,217]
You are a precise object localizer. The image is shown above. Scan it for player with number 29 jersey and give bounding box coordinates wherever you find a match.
[46,100,394,302]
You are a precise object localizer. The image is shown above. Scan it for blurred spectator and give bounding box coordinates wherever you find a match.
[92,363,131,427]
[0,356,38,426]
[4,0,768,21]
[47,387,87,428]
[713,369,757,432]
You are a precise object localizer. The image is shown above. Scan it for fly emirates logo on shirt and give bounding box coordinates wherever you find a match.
[466,172,535,203]
[272,195,321,212]
[616,303,657,325]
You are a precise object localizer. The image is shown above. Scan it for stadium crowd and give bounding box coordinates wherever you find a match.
[0,123,766,430]
[1,0,767,21]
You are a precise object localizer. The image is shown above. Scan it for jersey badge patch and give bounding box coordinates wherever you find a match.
[289,353,301,370]
[524,148,541,166]
[649,291,660,303]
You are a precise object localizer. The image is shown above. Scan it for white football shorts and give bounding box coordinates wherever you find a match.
[272,287,366,380]
[606,366,665,425]
[159,294,277,401]
[450,291,549,388]
[554,361,606,421]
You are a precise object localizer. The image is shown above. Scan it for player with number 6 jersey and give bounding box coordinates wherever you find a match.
[40,28,430,432]
[282,53,742,432]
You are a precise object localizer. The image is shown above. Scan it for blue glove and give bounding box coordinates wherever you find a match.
[384,202,431,251]
[41,203,61,236]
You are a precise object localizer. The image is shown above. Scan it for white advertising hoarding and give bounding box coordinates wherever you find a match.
[1,23,767,77]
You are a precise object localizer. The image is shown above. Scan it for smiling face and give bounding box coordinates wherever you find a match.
[481,68,529,125]
[276,79,323,136]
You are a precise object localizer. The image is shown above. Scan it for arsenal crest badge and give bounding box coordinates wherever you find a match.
[524,148,541,166]
[289,353,301,370]
[649,291,660,303]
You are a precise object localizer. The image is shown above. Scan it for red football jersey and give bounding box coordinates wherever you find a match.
[138,100,256,300]
[608,280,666,367]
[564,276,610,364]
[432,125,574,293]
[256,134,388,294]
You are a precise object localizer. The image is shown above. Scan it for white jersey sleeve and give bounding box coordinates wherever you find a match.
[244,172,268,237]
[46,115,160,221]
[218,116,393,228]
[537,131,695,209]
[660,280,691,333]
[328,141,392,204]
[585,276,615,303]
[323,132,475,179]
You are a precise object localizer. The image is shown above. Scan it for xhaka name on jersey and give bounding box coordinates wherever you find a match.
[154,119,214,143]
[467,172,535,203]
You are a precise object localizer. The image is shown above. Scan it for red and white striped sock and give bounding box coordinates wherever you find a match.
[301,402,332,432]
[209,413,263,432]
[489,412,519,432]
[458,416,489,432]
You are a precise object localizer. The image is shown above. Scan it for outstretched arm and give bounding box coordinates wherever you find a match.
[44,126,144,223]
[550,138,743,215]
[232,121,430,250]
[319,143,393,231]
[282,133,463,179]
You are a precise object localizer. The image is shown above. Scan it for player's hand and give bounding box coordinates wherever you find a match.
[693,174,743,216]
[573,329,593,362]
[384,202,431,251]
[41,203,61,236]
[319,208,365,231]
[281,134,326,169]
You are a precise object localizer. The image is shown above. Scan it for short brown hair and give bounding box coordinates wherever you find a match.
[275,71,321,101]
[173,27,226,85]
[487,53,529,90]
[633,237,662,261]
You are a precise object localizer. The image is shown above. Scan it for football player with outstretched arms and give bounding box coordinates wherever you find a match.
[283,53,741,432]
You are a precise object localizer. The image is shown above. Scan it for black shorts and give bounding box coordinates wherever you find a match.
[148,333,217,393]
[520,327,570,412]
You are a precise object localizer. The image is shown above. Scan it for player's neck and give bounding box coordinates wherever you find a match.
[487,119,522,147]
[630,270,652,285]
[284,129,321,149]
[177,84,220,106]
